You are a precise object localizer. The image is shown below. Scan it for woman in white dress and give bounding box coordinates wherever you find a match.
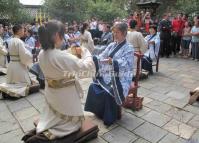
[22,20,94,143]
[79,23,95,53]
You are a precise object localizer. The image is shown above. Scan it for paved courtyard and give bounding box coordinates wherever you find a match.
[0,57,199,143]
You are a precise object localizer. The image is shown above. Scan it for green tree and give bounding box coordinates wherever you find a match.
[44,0,90,22]
[176,0,199,15]
[0,0,33,23]
[44,0,129,23]
[88,0,127,22]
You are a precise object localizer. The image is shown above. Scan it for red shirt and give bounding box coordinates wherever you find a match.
[172,19,184,36]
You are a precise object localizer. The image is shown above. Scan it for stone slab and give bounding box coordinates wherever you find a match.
[126,106,151,117]
[145,100,172,113]
[158,133,179,143]
[166,91,187,99]
[31,100,46,113]
[134,122,168,143]
[88,137,107,143]
[13,107,39,121]
[190,129,199,142]
[175,138,188,143]
[150,85,171,94]
[142,111,171,127]
[0,129,24,143]
[117,112,144,131]
[137,87,152,96]
[0,121,20,135]
[0,100,7,112]
[102,126,138,143]
[92,118,118,136]
[184,105,199,115]
[163,119,197,139]
[18,115,38,132]
[146,92,169,101]
[26,92,45,103]
[7,98,32,113]
[0,108,16,122]
[164,97,188,108]
[188,115,199,128]
[142,97,153,105]
[134,138,151,143]
[140,82,157,90]
[166,108,194,123]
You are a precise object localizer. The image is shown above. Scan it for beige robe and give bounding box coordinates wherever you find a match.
[127,31,147,53]
[37,48,94,139]
[80,30,95,53]
[7,37,32,85]
[0,37,8,67]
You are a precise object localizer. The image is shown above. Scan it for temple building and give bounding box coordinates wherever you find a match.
[136,0,161,16]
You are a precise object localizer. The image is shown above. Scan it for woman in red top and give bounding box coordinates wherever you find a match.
[171,13,184,55]
[142,12,153,33]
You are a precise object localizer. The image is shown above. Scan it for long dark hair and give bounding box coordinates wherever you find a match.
[38,20,65,50]
[80,22,88,34]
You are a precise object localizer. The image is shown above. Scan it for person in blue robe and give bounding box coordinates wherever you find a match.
[25,29,36,53]
[85,22,134,126]
[142,24,160,74]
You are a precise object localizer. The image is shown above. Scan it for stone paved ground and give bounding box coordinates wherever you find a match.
[0,57,199,143]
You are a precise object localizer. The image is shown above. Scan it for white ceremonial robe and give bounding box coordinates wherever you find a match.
[144,34,160,62]
[80,30,95,53]
[37,47,94,139]
[7,37,32,85]
[0,37,8,67]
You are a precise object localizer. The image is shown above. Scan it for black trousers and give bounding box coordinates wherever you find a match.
[160,32,171,57]
[171,35,182,55]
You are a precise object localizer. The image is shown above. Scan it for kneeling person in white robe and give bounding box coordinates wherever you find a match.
[0,25,33,97]
[22,20,95,143]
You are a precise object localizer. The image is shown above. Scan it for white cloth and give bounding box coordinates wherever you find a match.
[0,37,8,67]
[36,48,94,138]
[80,30,95,53]
[144,34,160,61]
[90,21,97,30]
[0,83,28,97]
[7,37,32,85]
[0,72,38,97]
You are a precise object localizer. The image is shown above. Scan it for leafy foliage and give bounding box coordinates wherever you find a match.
[175,0,199,15]
[0,0,34,24]
[44,0,90,22]
[87,0,127,22]
[44,0,128,23]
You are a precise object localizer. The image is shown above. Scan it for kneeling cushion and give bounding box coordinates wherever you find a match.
[22,119,99,143]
